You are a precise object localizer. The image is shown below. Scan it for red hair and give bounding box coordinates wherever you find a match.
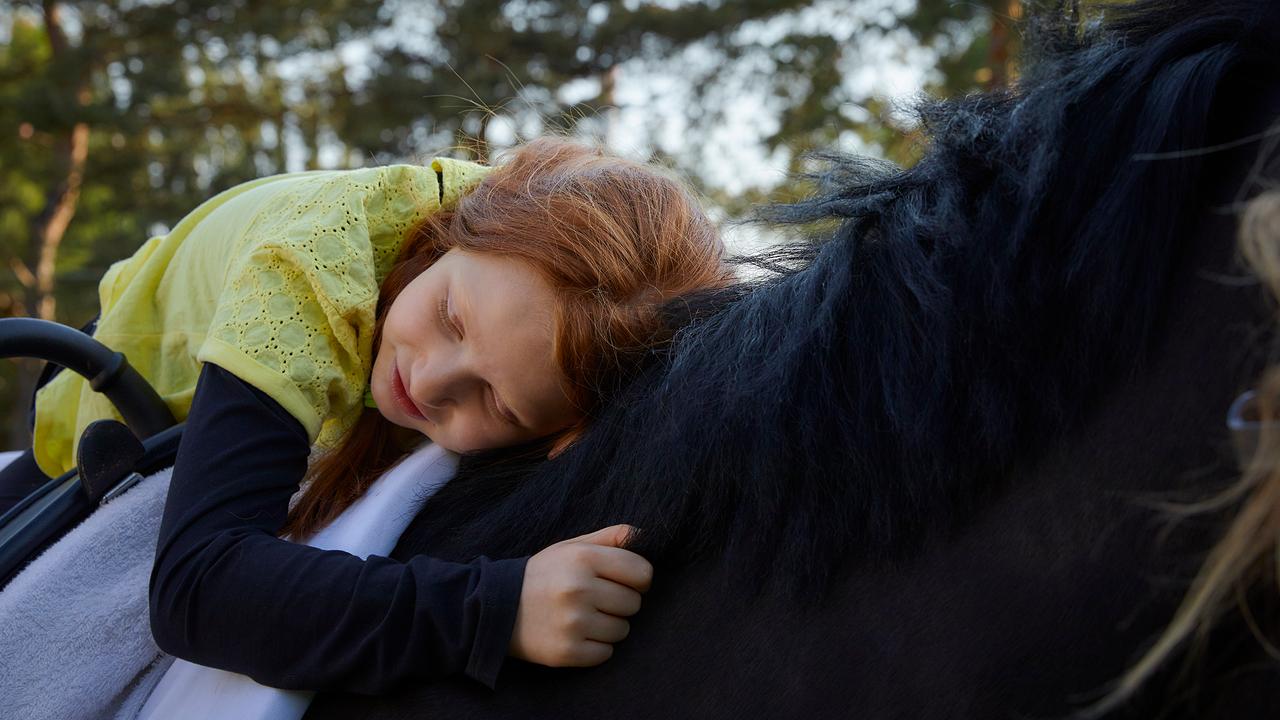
[283,138,733,539]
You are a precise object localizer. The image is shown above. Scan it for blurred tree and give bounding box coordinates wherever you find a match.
[337,1,1022,222]
[343,0,819,161]
[851,0,1122,165]
[629,1,1026,218]
[0,0,385,445]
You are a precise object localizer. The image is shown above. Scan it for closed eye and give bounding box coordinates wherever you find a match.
[437,297,461,340]
[488,386,521,428]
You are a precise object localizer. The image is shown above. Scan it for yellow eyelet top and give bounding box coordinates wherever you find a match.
[32,158,491,478]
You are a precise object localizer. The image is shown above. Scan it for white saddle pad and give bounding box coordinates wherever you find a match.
[0,441,456,720]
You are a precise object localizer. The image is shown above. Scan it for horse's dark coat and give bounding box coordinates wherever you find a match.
[306,2,1280,717]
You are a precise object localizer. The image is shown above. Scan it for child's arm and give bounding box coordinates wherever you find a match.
[149,363,649,693]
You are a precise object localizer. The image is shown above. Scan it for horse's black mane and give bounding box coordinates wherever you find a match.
[402,0,1280,594]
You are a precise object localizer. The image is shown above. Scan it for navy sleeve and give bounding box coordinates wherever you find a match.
[149,363,527,693]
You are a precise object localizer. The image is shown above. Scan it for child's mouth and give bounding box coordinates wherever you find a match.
[392,365,429,422]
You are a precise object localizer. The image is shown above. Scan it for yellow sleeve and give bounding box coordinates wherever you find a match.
[196,178,383,447]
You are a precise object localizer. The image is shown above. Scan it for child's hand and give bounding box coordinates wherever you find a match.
[509,524,653,667]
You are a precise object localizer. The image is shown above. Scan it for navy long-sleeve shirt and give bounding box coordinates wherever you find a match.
[149,363,527,693]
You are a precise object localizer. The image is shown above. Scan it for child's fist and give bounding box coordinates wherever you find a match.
[508,524,653,667]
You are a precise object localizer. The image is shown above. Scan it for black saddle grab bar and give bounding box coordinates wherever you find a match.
[0,317,176,438]
[0,317,183,588]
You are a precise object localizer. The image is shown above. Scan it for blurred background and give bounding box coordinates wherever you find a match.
[0,0,1036,447]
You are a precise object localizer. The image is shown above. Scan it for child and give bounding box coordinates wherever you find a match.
[14,137,734,692]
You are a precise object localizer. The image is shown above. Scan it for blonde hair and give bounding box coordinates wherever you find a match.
[1092,189,1280,715]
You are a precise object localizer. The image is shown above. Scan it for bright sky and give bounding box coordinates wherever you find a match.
[270,0,943,198]
[609,0,937,194]
[493,0,942,196]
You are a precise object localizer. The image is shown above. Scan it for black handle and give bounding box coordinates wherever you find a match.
[0,317,176,439]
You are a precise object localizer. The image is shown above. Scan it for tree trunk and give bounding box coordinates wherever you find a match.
[8,0,92,449]
[985,0,1022,90]
[27,120,89,323]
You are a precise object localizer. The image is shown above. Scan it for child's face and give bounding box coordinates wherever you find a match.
[371,248,581,453]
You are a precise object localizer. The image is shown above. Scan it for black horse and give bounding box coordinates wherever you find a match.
[308,2,1280,717]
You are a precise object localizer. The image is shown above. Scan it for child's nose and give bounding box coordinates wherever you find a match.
[409,354,467,409]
